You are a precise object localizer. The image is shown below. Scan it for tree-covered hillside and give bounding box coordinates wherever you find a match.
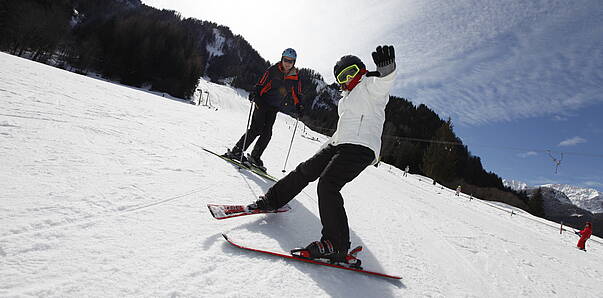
[0,0,533,214]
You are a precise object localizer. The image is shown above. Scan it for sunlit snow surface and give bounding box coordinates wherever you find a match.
[1,52,602,297]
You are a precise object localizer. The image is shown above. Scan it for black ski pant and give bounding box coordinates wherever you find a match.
[234,104,278,159]
[264,143,374,251]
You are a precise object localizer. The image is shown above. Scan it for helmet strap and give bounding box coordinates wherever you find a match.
[343,69,367,91]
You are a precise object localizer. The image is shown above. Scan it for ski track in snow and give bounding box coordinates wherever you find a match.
[1,52,602,297]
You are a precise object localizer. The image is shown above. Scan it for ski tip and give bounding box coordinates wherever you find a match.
[207,204,218,219]
[279,204,292,211]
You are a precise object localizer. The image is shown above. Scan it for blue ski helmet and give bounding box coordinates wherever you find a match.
[282,48,297,59]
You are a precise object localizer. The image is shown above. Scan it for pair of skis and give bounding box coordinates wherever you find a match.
[200,147,278,182]
[208,203,401,280]
[203,146,400,279]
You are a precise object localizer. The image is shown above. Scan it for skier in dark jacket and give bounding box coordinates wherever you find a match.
[224,48,303,171]
[576,222,593,251]
[248,45,397,263]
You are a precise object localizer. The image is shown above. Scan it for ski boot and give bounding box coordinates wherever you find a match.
[245,154,267,173]
[246,196,276,212]
[291,240,363,269]
[223,147,245,162]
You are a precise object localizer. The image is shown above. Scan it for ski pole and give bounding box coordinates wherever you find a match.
[282,117,299,173]
[240,99,255,166]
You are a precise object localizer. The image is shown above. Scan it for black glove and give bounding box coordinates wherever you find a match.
[371,45,396,77]
[372,45,395,66]
[575,231,580,235]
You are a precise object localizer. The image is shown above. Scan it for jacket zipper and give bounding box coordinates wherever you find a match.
[357,114,364,135]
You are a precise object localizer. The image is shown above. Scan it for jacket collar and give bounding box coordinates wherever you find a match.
[343,69,368,91]
[278,63,298,77]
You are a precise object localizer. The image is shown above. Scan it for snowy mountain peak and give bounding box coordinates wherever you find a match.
[502,179,530,191]
[543,184,603,214]
[504,179,603,214]
[538,187,573,205]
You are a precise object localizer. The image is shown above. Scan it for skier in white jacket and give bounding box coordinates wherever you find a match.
[249,45,397,262]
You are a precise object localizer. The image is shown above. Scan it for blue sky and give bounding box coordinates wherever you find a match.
[142,0,603,191]
[458,107,603,190]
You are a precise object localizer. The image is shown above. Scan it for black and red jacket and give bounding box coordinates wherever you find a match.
[254,63,302,112]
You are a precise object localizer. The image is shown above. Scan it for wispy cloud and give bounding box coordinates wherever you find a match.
[388,1,603,126]
[558,136,587,146]
[530,177,561,185]
[143,0,603,126]
[517,151,538,158]
[552,115,568,121]
[583,181,603,188]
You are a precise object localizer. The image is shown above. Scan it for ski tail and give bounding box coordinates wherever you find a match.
[208,204,291,220]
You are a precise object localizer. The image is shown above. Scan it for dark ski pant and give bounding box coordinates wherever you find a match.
[234,104,278,159]
[264,143,374,251]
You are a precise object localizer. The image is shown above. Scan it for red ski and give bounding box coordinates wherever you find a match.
[208,204,291,220]
[222,233,401,280]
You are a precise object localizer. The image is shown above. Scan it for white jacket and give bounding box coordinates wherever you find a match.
[323,70,397,164]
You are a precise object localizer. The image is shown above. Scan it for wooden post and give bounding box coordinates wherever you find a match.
[560,222,563,234]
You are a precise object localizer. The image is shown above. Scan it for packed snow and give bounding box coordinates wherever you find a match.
[1,52,602,297]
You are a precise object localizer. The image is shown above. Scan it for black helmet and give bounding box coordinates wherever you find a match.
[333,55,365,81]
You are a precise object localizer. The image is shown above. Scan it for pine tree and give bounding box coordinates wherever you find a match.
[422,118,458,183]
[528,188,546,217]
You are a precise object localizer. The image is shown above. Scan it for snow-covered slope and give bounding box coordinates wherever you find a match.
[1,52,602,297]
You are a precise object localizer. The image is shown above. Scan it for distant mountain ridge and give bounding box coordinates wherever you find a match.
[504,179,602,237]
[503,179,529,192]
[503,179,603,214]
[543,184,603,214]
